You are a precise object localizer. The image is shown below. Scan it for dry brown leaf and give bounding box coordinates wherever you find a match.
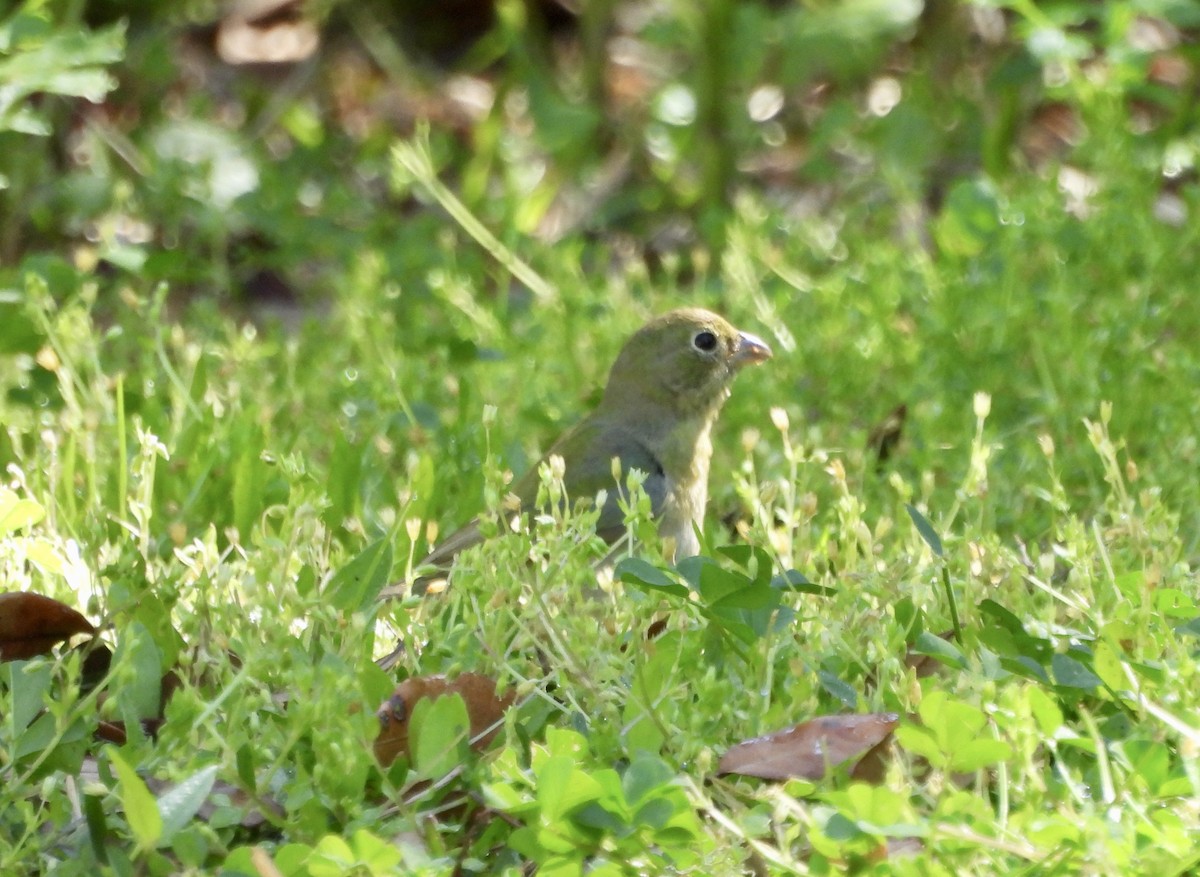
[1148,53,1193,87]
[1020,102,1082,167]
[0,592,95,660]
[374,673,515,768]
[718,713,900,782]
[95,720,127,746]
[848,732,895,784]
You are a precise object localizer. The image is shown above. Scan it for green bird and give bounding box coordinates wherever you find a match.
[384,308,772,598]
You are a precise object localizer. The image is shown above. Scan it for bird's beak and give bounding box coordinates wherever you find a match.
[733,331,772,367]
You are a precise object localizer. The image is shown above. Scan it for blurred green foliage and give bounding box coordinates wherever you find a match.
[4,0,1199,289]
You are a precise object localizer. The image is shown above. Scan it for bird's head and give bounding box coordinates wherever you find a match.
[602,308,772,419]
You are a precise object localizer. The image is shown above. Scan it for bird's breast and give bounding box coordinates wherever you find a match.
[655,421,713,560]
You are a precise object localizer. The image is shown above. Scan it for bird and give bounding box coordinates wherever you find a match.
[380,307,772,599]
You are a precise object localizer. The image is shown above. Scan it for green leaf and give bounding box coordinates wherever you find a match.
[893,597,923,637]
[933,179,1001,258]
[1123,740,1171,795]
[83,793,109,864]
[0,292,43,354]
[0,488,45,535]
[235,745,256,789]
[633,796,675,830]
[132,593,184,669]
[623,640,673,754]
[109,749,162,851]
[711,585,779,611]
[900,692,1011,771]
[324,431,364,527]
[911,632,965,669]
[1026,685,1063,736]
[505,826,543,861]
[917,691,979,750]
[308,835,355,877]
[231,422,267,538]
[1175,617,1200,639]
[905,504,943,556]
[949,739,1013,773]
[696,563,777,610]
[936,700,988,751]
[13,712,56,761]
[977,599,1025,634]
[0,15,124,135]
[771,569,835,596]
[1051,653,1101,690]
[0,107,48,135]
[536,755,603,822]
[1154,588,1197,620]
[535,754,575,822]
[817,669,859,709]
[717,544,772,586]
[348,828,403,873]
[1091,641,1128,694]
[622,754,674,807]
[895,724,945,767]
[615,557,689,598]
[482,780,527,811]
[410,693,469,780]
[326,539,393,612]
[157,765,218,843]
[1112,570,1145,601]
[703,614,760,647]
[111,622,165,723]
[7,659,52,734]
[407,453,437,524]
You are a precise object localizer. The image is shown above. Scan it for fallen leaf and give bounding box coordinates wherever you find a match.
[718,713,900,781]
[848,732,894,784]
[0,592,95,660]
[1020,101,1082,167]
[374,673,515,768]
[0,489,45,534]
[1148,53,1192,87]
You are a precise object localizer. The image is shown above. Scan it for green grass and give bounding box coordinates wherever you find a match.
[4,135,1200,873]
[4,2,1200,873]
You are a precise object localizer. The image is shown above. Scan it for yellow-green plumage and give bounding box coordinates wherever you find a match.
[390,308,771,596]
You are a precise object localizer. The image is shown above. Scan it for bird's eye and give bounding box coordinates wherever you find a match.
[692,330,718,352]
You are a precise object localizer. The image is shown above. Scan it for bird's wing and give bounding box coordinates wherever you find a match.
[537,418,668,542]
[378,516,491,598]
[418,517,486,569]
